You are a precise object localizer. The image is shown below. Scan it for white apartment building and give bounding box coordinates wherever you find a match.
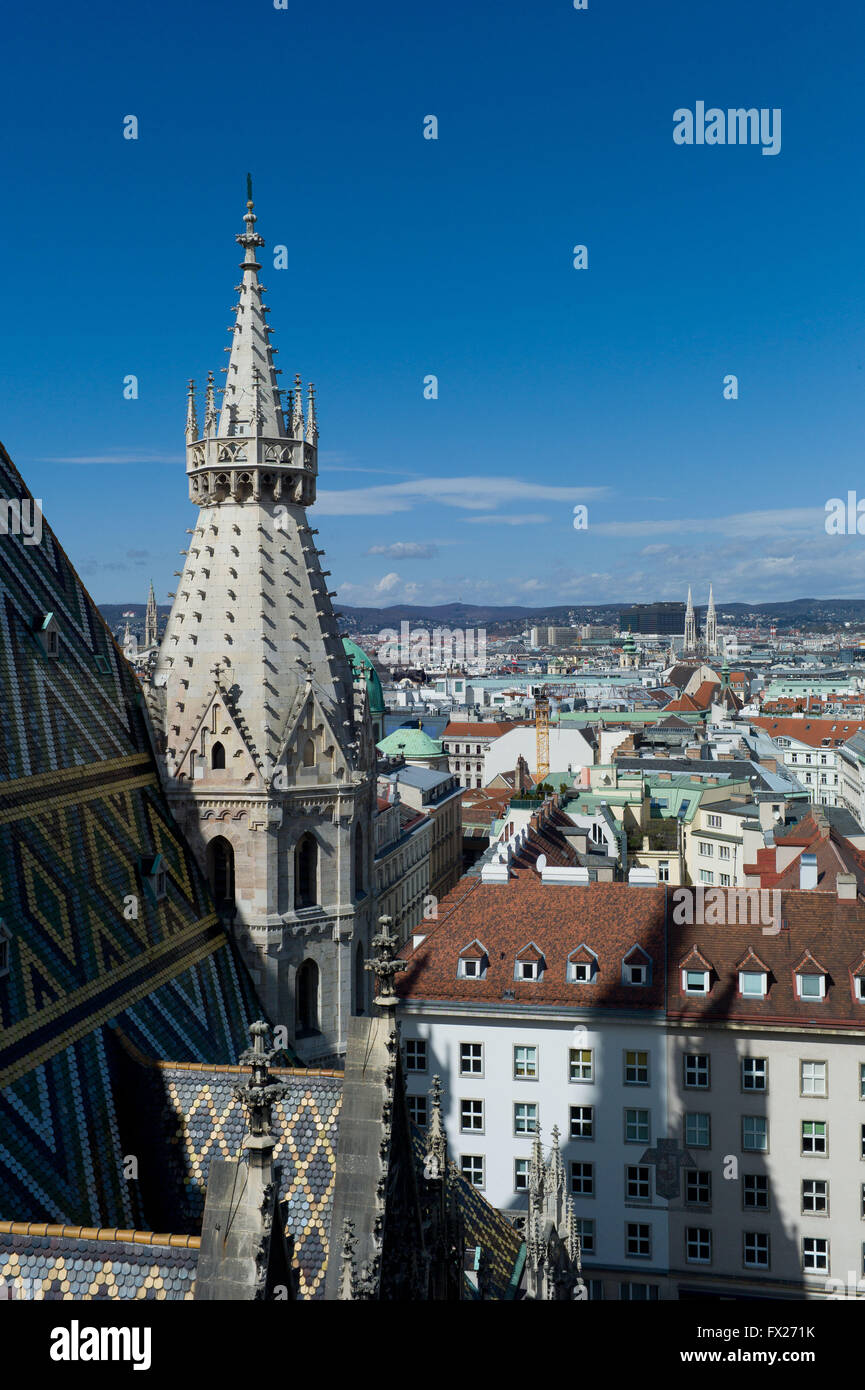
[398,867,865,1300]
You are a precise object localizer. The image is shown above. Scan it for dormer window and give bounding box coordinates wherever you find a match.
[458,940,488,980]
[855,975,865,1002]
[34,612,59,657]
[567,945,598,984]
[794,951,827,1001]
[514,943,545,982]
[797,973,825,1001]
[740,971,767,998]
[139,854,168,904]
[683,970,709,994]
[622,945,651,987]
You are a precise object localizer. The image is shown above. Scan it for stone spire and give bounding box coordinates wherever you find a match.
[544,1124,565,1227]
[150,188,375,1063]
[425,1075,448,1180]
[683,585,696,653]
[217,180,285,440]
[705,583,717,656]
[185,379,198,444]
[365,915,408,1012]
[144,581,158,649]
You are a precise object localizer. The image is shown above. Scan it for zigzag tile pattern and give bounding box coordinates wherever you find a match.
[0,442,262,1227]
[136,1064,343,1299]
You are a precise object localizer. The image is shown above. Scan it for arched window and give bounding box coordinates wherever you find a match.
[303,739,316,767]
[211,741,225,769]
[354,824,364,895]
[296,959,319,1034]
[295,834,318,909]
[355,938,366,1014]
[207,836,235,911]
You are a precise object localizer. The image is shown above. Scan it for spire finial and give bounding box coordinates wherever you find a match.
[425,1075,448,1179]
[291,372,305,436]
[185,379,198,444]
[306,381,318,445]
[364,916,407,1010]
[246,171,253,207]
[234,1019,287,1143]
[204,371,217,437]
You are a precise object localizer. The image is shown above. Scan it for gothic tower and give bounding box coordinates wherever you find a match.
[704,583,717,657]
[144,580,159,649]
[148,190,376,1061]
[683,585,696,654]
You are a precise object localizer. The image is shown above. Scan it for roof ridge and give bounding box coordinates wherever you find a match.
[0,1220,201,1249]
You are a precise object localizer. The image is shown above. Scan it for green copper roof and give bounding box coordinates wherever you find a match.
[342,637,386,716]
[376,724,443,758]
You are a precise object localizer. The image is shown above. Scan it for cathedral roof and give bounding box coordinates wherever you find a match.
[0,439,263,1230]
[1,1047,524,1301]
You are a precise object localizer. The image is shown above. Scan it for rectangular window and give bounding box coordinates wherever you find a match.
[743,1174,769,1211]
[626,1165,651,1201]
[743,1116,768,1152]
[718,844,730,860]
[742,1057,767,1091]
[685,1113,711,1148]
[459,1042,483,1075]
[514,1045,538,1079]
[802,1178,828,1214]
[699,842,713,856]
[744,1231,770,1269]
[514,1158,529,1192]
[685,1170,712,1207]
[460,1154,484,1188]
[859,1063,865,1100]
[405,1039,427,1073]
[624,1109,650,1144]
[803,1237,828,1274]
[740,972,765,997]
[802,1120,826,1155]
[684,970,708,994]
[570,1105,594,1140]
[570,1162,594,1196]
[624,1051,649,1085]
[699,870,714,884]
[407,1094,428,1127]
[626,1223,651,1259]
[719,873,731,886]
[707,814,721,829]
[797,973,824,1000]
[684,1054,710,1089]
[575,1218,595,1255]
[619,1282,659,1300]
[514,1102,538,1135]
[569,1048,593,1082]
[460,1099,484,1133]
[801,1060,827,1097]
[658,861,670,882]
[685,1227,712,1264]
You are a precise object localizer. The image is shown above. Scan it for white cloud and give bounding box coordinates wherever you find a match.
[374,572,402,594]
[367,542,439,559]
[316,475,608,517]
[462,513,550,526]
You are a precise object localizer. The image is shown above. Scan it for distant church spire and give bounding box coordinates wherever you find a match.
[683,585,696,653]
[705,583,717,656]
[144,581,158,649]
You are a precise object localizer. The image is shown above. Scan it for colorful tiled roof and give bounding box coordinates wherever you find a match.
[0,441,263,1228]
[0,1223,198,1300]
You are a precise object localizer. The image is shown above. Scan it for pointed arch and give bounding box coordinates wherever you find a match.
[207,835,235,911]
[295,833,318,909]
[302,738,316,767]
[296,958,320,1034]
[211,740,225,769]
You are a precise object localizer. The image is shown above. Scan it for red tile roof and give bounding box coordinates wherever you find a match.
[443,722,528,740]
[751,716,865,747]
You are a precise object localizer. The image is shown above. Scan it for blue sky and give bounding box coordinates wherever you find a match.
[1,0,864,611]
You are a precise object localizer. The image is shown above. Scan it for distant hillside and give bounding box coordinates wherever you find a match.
[100,596,865,635]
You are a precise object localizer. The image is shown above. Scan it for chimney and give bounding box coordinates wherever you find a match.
[799,852,818,891]
[685,745,702,761]
[837,873,857,901]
